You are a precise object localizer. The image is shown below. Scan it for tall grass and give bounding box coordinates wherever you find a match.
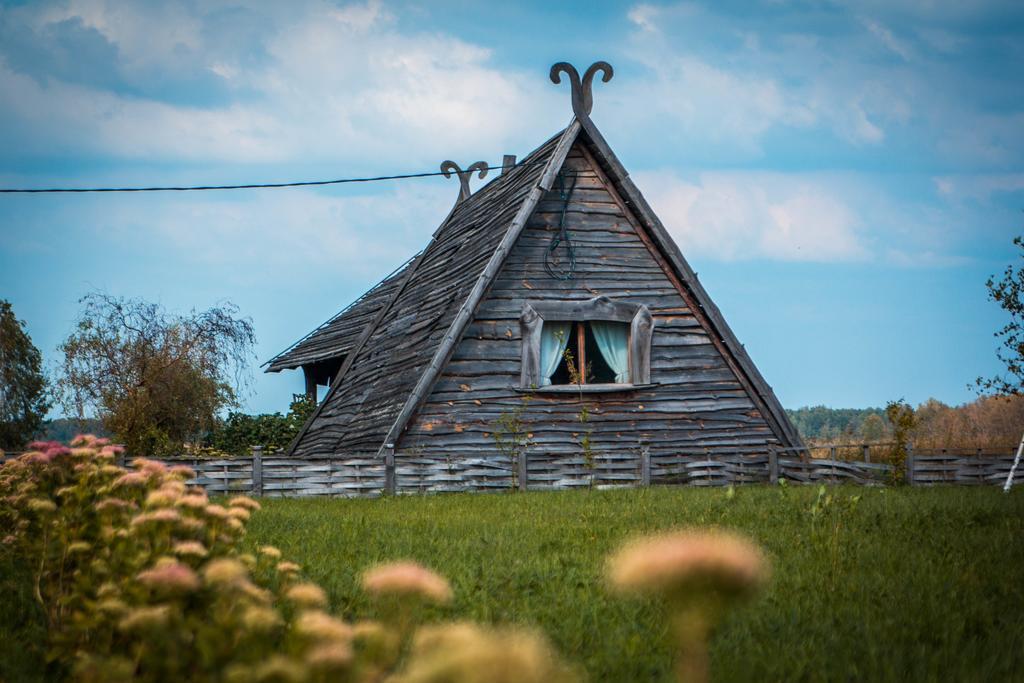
[245,486,1024,682]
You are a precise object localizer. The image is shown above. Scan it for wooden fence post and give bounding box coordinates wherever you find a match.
[640,445,651,487]
[251,446,263,497]
[862,444,870,463]
[383,446,396,495]
[768,445,779,485]
[905,443,915,486]
[518,450,528,492]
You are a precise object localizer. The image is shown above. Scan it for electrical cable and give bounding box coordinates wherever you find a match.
[0,160,541,194]
[544,170,577,280]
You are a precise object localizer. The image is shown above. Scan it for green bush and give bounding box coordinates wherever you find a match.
[0,437,307,680]
[205,394,315,455]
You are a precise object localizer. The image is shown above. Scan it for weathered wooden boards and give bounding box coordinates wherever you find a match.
[397,141,780,489]
[290,133,563,458]
[913,452,1024,485]
[775,450,1024,486]
[154,454,385,498]
[777,457,892,486]
[11,446,1017,497]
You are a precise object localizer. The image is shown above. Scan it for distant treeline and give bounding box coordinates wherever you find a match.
[37,418,109,445]
[787,395,1024,449]
[786,406,887,442]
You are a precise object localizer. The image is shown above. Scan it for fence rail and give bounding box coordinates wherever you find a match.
[4,444,1023,497]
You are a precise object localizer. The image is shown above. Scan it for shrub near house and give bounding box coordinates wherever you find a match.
[205,395,315,456]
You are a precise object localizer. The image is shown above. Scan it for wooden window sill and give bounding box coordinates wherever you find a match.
[512,383,657,394]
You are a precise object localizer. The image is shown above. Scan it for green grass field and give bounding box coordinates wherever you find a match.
[244,486,1024,682]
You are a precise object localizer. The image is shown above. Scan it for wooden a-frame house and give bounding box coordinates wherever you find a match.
[265,62,802,494]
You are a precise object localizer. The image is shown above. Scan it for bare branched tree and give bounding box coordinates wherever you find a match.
[56,293,255,455]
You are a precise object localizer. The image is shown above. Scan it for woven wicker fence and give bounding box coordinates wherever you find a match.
[3,444,1021,497]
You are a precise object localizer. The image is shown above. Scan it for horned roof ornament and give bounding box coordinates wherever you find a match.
[549,61,614,120]
[440,160,488,205]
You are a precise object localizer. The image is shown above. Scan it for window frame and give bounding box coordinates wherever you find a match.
[519,296,655,391]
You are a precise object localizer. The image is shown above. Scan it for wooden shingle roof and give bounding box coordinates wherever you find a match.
[278,112,803,457]
[284,127,572,457]
[264,260,413,372]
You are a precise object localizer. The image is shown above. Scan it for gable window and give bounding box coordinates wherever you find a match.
[543,321,630,385]
[520,296,654,391]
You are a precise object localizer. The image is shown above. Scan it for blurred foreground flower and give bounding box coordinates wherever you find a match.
[362,561,452,604]
[608,529,769,683]
[137,559,200,594]
[203,557,249,586]
[392,622,579,683]
[286,582,329,608]
[0,435,346,681]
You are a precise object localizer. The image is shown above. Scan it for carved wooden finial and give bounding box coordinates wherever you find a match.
[440,161,488,204]
[549,61,614,119]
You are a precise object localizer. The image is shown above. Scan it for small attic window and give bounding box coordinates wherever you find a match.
[545,321,629,385]
[519,296,654,392]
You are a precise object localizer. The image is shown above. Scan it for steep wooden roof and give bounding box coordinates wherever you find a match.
[279,118,803,456]
[264,260,413,372]
[284,127,571,456]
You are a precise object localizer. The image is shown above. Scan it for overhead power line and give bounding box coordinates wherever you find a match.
[0,161,534,194]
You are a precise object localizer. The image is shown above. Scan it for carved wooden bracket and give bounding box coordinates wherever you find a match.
[549,61,614,120]
[440,160,488,204]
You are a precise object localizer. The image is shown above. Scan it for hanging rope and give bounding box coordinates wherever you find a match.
[544,170,578,280]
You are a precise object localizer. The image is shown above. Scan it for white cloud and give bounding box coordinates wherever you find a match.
[846,98,886,144]
[932,174,1024,204]
[617,7,907,153]
[627,4,661,32]
[0,0,559,166]
[861,18,914,61]
[619,1,1021,162]
[614,53,818,154]
[330,0,390,30]
[634,170,869,262]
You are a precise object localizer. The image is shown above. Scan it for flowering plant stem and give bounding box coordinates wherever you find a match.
[674,610,711,683]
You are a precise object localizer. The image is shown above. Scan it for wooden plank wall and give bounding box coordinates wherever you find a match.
[396,142,779,489]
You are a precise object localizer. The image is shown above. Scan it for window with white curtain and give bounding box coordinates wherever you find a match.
[540,320,630,385]
[520,296,654,391]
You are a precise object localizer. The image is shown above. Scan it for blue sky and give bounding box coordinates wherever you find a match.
[1,0,1022,416]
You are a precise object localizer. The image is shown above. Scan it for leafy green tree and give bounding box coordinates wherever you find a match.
[206,394,315,455]
[0,300,50,449]
[859,413,887,442]
[978,236,1024,394]
[56,293,255,456]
